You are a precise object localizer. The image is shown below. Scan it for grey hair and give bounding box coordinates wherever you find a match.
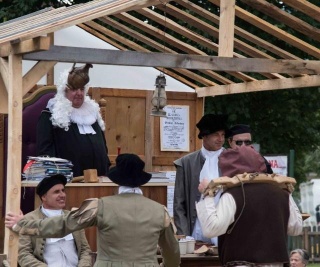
[290,249,309,265]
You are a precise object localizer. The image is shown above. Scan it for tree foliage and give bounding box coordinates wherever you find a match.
[206,87,320,184]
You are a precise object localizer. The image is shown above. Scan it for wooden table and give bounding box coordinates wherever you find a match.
[21,181,169,251]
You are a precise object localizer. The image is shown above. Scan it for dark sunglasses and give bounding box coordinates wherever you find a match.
[234,140,252,146]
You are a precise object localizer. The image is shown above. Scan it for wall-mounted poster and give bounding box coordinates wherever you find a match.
[160,105,189,151]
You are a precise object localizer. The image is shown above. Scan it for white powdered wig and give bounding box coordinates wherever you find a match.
[48,68,105,131]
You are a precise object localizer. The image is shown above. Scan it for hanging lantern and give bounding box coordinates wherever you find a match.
[151,74,167,117]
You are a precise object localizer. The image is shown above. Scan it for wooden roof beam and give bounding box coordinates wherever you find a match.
[241,0,320,43]
[158,4,274,60]
[0,58,9,92]
[175,0,301,60]
[23,45,320,75]
[108,13,235,84]
[209,0,320,59]
[155,4,283,81]
[135,8,255,82]
[81,20,213,87]
[22,61,57,96]
[218,0,235,57]
[80,21,205,88]
[0,0,166,45]
[0,36,51,58]
[282,0,320,23]
[197,75,320,97]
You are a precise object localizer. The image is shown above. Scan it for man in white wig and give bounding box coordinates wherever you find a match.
[36,63,111,177]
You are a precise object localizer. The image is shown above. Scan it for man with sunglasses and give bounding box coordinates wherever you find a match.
[226,124,273,174]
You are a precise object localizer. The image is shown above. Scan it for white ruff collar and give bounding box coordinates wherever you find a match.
[48,96,105,132]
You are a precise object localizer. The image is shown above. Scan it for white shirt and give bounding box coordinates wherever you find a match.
[196,192,303,238]
[192,146,224,244]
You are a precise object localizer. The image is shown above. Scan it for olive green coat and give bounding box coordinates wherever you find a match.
[16,194,180,267]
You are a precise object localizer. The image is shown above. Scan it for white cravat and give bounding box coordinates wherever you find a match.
[199,146,223,184]
[192,146,224,245]
[41,207,74,243]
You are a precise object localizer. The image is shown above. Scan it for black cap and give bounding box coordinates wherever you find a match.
[226,124,251,139]
[36,174,67,197]
[196,114,228,139]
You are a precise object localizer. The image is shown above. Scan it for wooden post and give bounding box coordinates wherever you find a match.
[218,0,235,57]
[4,53,23,266]
[46,33,54,85]
[145,90,154,171]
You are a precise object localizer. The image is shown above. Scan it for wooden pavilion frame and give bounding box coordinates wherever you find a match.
[0,0,319,265]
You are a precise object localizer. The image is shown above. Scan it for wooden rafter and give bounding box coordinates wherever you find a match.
[175,0,302,60]
[282,0,320,23]
[0,0,167,45]
[209,0,320,59]
[111,13,236,84]
[81,20,213,87]
[197,75,320,97]
[242,0,320,42]
[23,46,320,75]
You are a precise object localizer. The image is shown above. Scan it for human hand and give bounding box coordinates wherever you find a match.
[198,178,210,194]
[5,210,24,229]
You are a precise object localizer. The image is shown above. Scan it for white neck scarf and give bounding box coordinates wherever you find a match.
[118,186,143,195]
[41,206,74,243]
[41,206,63,218]
[199,146,224,182]
[193,146,224,245]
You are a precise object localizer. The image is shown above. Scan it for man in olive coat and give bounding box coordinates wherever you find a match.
[6,154,180,267]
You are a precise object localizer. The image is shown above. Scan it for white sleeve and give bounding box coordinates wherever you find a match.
[287,194,303,236]
[196,193,236,238]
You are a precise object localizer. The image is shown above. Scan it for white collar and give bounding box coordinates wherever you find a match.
[201,146,224,159]
[41,206,63,217]
[118,186,143,195]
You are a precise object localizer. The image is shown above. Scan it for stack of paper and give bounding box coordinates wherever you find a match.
[22,156,73,182]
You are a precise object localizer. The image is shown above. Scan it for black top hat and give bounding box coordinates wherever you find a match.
[225,124,251,139]
[196,114,228,139]
[108,154,152,187]
[36,174,67,197]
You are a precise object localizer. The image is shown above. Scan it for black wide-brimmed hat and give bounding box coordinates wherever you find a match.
[196,114,228,139]
[108,153,152,187]
[225,124,251,139]
[36,174,67,197]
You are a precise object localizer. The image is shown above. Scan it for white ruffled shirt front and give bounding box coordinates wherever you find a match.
[41,207,78,267]
[192,146,224,245]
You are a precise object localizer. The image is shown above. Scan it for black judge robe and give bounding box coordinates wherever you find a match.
[36,109,111,177]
